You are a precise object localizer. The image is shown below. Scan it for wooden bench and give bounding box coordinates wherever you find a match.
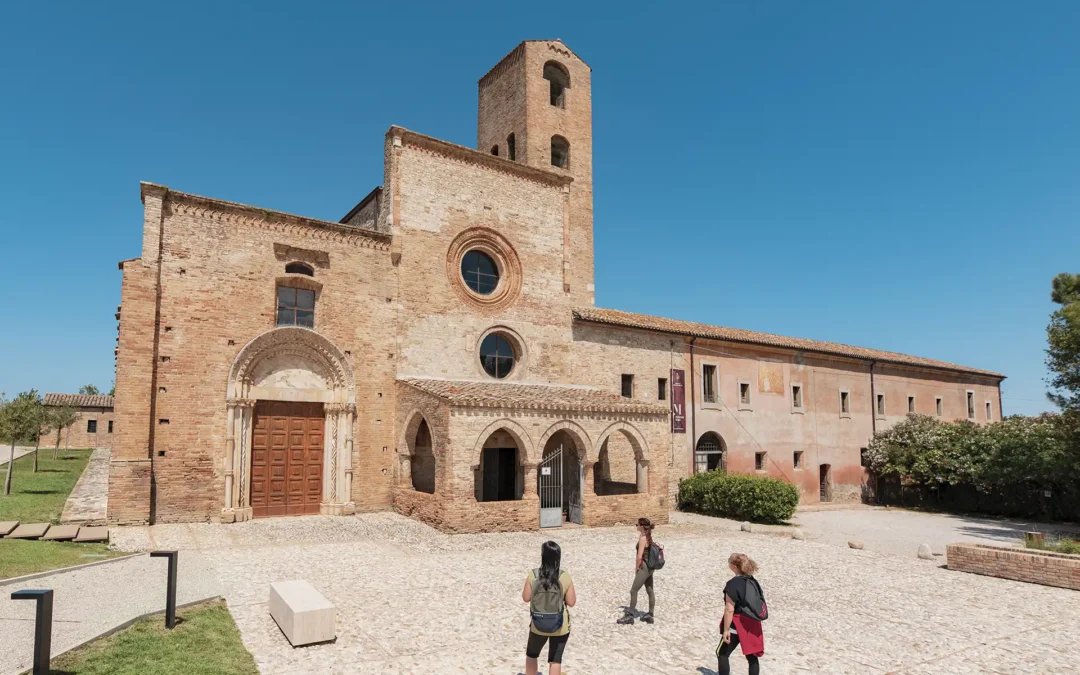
[269,580,336,646]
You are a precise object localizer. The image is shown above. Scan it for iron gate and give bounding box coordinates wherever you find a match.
[539,444,563,528]
[567,460,583,525]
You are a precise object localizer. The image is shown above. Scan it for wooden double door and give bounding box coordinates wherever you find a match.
[251,401,324,517]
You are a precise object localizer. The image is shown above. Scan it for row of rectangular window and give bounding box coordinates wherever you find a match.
[625,366,995,423]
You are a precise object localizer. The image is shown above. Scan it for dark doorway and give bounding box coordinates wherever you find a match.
[481,447,518,501]
[819,464,832,502]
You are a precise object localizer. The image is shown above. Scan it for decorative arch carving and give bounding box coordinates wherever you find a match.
[595,421,650,461]
[471,419,534,466]
[227,327,354,402]
[537,420,593,462]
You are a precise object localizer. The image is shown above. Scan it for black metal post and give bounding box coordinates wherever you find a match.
[11,589,53,675]
[150,550,178,628]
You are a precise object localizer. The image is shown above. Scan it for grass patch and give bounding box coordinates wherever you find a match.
[0,449,92,523]
[0,449,123,579]
[1026,536,1080,555]
[0,540,125,579]
[48,599,258,675]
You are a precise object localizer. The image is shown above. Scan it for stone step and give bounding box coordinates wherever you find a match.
[42,525,81,541]
[7,523,50,539]
[74,526,109,543]
[0,521,18,537]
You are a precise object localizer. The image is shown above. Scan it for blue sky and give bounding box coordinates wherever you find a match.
[1,1,1077,415]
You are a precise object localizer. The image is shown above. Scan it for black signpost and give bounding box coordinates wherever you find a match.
[11,589,53,675]
[150,550,179,628]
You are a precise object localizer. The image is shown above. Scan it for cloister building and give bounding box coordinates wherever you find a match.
[107,40,1004,530]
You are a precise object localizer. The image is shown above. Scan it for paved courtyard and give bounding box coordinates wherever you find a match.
[97,512,1080,674]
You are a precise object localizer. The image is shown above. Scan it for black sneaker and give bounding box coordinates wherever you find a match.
[616,612,635,625]
[641,613,655,624]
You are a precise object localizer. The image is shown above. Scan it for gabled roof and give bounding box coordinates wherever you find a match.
[399,378,666,415]
[573,307,1004,379]
[43,393,114,408]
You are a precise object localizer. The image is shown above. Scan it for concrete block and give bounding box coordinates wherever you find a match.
[270,580,336,647]
[0,521,18,537]
[8,523,50,539]
[74,526,109,542]
[42,525,81,541]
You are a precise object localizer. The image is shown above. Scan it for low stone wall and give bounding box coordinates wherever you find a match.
[583,493,668,528]
[946,543,1080,591]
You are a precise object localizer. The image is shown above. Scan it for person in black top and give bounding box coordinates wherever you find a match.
[718,552,762,675]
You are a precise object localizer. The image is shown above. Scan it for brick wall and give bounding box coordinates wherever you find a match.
[947,543,1080,591]
[45,408,115,450]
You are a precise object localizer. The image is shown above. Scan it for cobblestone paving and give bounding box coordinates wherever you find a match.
[60,447,110,525]
[110,513,1080,674]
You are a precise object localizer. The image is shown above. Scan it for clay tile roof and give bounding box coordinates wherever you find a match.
[43,393,114,408]
[573,307,1004,379]
[400,378,667,415]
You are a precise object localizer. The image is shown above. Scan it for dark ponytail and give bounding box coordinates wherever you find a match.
[538,540,561,591]
[638,517,654,546]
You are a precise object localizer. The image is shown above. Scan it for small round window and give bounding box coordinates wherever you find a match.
[461,250,499,295]
[480,333,515,379]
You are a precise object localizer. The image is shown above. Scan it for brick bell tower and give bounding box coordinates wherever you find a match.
[478,40,595,306]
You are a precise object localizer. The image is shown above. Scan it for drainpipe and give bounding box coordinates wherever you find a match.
[689,337,697,477]
[869,361,877,435]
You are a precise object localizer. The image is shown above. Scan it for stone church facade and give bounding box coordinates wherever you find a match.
[107,40,1004,530]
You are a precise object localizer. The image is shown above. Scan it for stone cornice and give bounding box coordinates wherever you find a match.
[141,182,392,250]
[388,127,574,189]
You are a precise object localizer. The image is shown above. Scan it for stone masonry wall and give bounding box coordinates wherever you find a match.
[50,409,115,450]
[947,543,1080,591]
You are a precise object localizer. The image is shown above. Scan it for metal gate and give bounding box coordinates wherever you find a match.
[567,460,583,525]
[539,444,563,528]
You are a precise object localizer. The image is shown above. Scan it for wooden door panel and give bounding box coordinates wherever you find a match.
[251,401,324,518]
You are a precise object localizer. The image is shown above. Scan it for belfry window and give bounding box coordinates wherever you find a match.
[543,61,570,107]
[490,145,499,156]
[285,261,314,276]
[507,133,516,160]
[551,136,569,169]
[277,286,315,328]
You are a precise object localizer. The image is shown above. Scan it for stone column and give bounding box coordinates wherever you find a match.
[321,403,356,516]
[582,460,596,496]
[523,462,538,497]
[221,403,236,523]
[229,399,256,522]
[637,459,650,495]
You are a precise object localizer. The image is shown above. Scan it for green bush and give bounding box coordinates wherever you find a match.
[678,471,800,523]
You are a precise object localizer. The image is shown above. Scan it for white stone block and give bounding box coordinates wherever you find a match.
[269,580,336,647]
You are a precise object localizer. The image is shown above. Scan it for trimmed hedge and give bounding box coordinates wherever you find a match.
[678,471,800,523]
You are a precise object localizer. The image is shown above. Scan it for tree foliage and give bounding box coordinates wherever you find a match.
[1047,272,1080,412]
[1,390,45,495]
[48,405,80,455]
[865,412,1080,519]
[78,384,101,396]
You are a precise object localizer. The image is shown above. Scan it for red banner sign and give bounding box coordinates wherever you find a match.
[670,369,686,433]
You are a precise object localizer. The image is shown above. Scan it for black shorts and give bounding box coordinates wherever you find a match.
[526,631,569,663]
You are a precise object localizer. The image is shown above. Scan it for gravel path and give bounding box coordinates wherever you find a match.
[60,448,110,525]
[794,507,1080,558]
[107,512,1080,674]
[0,446,35,468]
[0,553,222,675]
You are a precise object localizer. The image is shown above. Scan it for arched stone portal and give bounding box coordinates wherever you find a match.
[223,327,356,522]
[539,425,590,526]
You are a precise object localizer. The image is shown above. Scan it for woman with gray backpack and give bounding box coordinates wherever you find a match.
[522,540,576,675]
[617,517,664,625]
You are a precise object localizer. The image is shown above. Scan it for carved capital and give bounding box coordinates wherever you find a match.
[325,402,356,414]
[226,398,257,410]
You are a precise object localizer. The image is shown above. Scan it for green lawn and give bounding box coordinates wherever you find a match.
[0,539,124,579]
[47,600,259,675]
[0,449,126,579]
[0,449,92,523]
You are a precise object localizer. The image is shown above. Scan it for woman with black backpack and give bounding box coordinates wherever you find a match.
[522,540,576,675]
[718,552,766,675]
[617,517,661,625]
